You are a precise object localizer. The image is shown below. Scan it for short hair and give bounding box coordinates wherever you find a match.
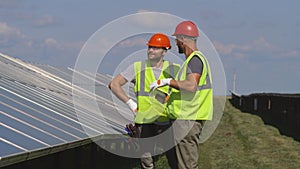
[176,34,197,41]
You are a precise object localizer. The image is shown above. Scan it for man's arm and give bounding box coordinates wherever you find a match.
[150,56,202,93]
[150,73,200,93]
[108,74,130,103]
[109,74,137,112]
[109,63,138,112]
[169,73,200,92]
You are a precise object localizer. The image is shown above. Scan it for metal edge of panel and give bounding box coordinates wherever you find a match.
[0,151,28,168]
[0,134,129,167]
[0,136,96,168]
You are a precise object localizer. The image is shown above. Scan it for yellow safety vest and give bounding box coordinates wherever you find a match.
[134,60,180,124]
[167,51,213,120]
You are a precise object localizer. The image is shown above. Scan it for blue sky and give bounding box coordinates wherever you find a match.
[0,0,299,95]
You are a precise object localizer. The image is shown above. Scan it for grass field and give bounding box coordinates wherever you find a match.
[153,99,300,169]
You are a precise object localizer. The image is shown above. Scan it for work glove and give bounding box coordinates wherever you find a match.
[126,98,138,113]
[125,123,139,138]
[150,78,172,91]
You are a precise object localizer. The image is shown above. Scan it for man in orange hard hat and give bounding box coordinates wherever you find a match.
[150,21,214,169]
[109,33,179,169]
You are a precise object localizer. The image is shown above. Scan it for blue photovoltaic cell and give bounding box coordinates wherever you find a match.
[1,126,47,150]
[1,112,64,145]
[1,85,76,121]
[0,141,25,157]
[0,95,88,139]
[0,91,83,136]
[0,53,129,166]
[0,89,84,133]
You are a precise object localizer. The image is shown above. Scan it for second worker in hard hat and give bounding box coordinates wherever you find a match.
[150,21,214,169]
[109,33,180,169]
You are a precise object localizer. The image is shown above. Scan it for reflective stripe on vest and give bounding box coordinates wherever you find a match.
[167,51,213,120]
[136,61,174,97]
[134,60,179,124]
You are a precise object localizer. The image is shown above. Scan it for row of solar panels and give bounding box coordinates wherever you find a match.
[0,53,133,167]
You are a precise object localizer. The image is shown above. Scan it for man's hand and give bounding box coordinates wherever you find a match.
[150,78,172,91]
[126,99,138,113]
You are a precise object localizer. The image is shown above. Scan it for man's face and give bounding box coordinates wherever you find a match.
[175,36,184,54]
[147,46,166,61]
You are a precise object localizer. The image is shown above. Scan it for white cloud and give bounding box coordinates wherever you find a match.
[118,37,147,48]
[33,15,60,27]
[213,37,276,57]
[43,37,84,52]
[252,37,275,51]
[0,22,24,38]
[44,38,59,46]
[213,41,252,56]
[130,10,179,30]
[233,52,247,60]
[279,50,299,58]
[0,21,83,66]
[213,41,236,55]
[213,37,300,62]
[0,22,28,47]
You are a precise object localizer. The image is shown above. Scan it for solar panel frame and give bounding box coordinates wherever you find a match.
[0,53,131,167]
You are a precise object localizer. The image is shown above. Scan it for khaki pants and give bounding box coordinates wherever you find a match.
[172,120,204,169]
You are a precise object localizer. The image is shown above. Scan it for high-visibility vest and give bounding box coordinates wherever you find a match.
[167,51,213,120]
[134,60,179,124]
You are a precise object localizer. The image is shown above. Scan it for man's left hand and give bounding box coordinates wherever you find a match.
[150,78,172,91]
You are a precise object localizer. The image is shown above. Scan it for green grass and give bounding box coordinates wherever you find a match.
[154,100,300,169]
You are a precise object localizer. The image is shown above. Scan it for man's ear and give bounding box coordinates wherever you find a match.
[162,49,167,56]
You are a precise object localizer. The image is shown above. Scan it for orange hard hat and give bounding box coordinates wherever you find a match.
[147,33,171,49]
[172,20,199,37]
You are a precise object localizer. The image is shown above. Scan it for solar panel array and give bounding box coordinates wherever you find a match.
[0,53,133,167]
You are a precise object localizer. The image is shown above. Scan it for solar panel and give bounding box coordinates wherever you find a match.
[0,53,132,167]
